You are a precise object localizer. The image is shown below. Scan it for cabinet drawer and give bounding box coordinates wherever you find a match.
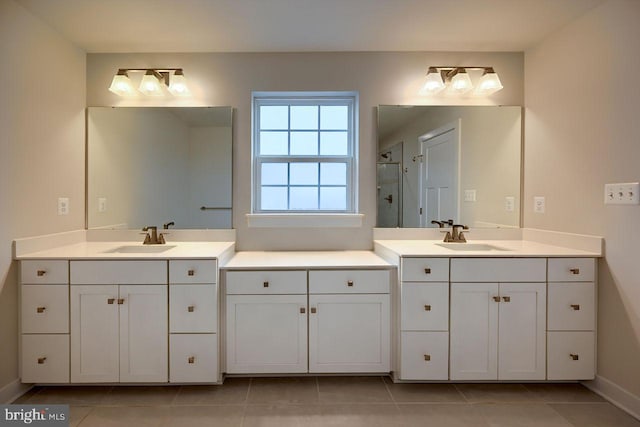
[170,285,217,333]
[451,258,546,282]
[169,260,217,284]
[22,334,69,383]
[401,282,449,331]
[402,258,449,282]
[400,332,449,380]
[548,282,595,331]
[70,261,167,284]
[21,285,69,334]
[21,260,68,285]
[226,270,306,295]
[547,331,595,380]
[309,270,389,294]
[548,258,595,282]
[170,334,218,383]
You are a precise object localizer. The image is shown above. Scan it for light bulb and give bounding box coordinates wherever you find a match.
[138,70,164,96]
[419,67,445,95]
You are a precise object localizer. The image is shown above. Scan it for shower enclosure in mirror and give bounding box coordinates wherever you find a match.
[87,107,233,229]
[377,105,521,228]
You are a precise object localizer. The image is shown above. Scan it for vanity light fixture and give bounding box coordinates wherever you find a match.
[420,66,503,96]
[108,68,191,97]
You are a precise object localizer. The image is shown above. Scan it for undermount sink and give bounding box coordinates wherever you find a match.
[106,245,177,254]
[435,243,509,251]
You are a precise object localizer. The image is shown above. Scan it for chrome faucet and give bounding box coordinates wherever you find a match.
[443,224,469,243]
[142,226,166,245]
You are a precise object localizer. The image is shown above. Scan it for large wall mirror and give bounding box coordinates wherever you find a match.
[87,107,233,229]
[377,105,522,228]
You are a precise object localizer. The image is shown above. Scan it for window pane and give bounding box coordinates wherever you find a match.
[290,162,318,185]
[261,187,288,210]
[290,187,318,210]
[261,163,288,185]
[320,132,348,155]
[320,106,348,130]
[290,106,318,130]
[320,187,346,210]
[290,132,318,155]
[320,163,346,185]
[260,106,288,129]
[260,131,288,155]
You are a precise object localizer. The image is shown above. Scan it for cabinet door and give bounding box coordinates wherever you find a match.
[450,283,499,380]
[226,295,307,374]
[119,285,168,382]
[309,294,390,373]
[71,285,119,383]
[498,282,546,380]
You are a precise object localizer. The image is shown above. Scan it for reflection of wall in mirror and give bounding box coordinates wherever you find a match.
[379,107,521,228]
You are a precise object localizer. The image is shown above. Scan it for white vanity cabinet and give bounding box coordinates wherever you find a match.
[69,261,168,383]
[450,258,547,381]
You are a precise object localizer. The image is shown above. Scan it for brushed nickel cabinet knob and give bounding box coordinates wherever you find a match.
[37,270,46,277]
[424,354,431,361]
[188,269,195,276]
[37,357,47,364]
[424,268,431,274]
[107,298,115,305]
[311,307,317,314]
[263,281,269,287]
[570,268,580,275]
[424,305,432,311]
[300,307,306,314]
[493,296,501,302]
[188,356,195,364]
[36,307,46,313]
[187,305,195,312]
[502,296,511,302]
[570,353,579,361]
[347,280,354,287]
[570,304,580,310]
[117,298,125,305]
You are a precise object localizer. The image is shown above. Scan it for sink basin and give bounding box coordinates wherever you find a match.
[106,245,177,254]
[435,243,509,251]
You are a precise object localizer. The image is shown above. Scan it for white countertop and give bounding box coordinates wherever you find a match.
[223,251,392,269]
[15,241,235,260]
[374,239,601,258]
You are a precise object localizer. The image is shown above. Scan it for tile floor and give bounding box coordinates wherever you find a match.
[12,377,640,427]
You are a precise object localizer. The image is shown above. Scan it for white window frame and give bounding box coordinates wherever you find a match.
[251,91,359,216]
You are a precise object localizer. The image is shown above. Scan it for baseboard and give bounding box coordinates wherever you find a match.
[582,375,640,421]
[0,379,32,404]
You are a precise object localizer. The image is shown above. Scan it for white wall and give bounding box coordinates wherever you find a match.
[86,52,524,250]
[0,0,85,390]
[525,0,640,397]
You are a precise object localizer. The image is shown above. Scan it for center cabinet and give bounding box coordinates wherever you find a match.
[225,269,391,374]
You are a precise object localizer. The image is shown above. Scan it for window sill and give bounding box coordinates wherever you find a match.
[246,213,364,228]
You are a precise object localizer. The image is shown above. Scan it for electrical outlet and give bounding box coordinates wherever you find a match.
[57,197,69,215]
[98,197,107,213]
[604,182,640,205]
[505,196,515,212]
[534,196,545,214]
[464,190,477,202]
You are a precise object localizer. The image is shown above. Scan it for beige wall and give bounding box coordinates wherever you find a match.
[525,0,640,396]
[0,0,86,389]
[86,51,524,250]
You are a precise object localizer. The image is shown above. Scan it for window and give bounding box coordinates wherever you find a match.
[252,92,358,214]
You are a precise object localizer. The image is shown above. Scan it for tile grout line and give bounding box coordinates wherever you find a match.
[381,376,400,410]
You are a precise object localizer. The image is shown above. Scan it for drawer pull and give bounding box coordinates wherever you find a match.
[107,298,115,305]
[502,296,511,302]
[117,298,125,305]
[37,270,46,277]
[263,281,269,287]
[188,270,195,276]
[569,268,580,275]
[347,280,354,287]
[570,353,579,361]
[36,306,46,313]
[424,354,431,361]
[300,307,306,314]
[310,307,317,314]
[570,304,581,310]
[424,305,432,311]
[187,305,195,312]
[188,356,195,364]
[37,357,47,364]
[492,296,501,302]
[424,268,431,274]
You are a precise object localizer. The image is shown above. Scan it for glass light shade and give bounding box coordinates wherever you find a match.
[139,71,164,96]
[419,68,445,95]
[476,69,503,95]
[168,70,191,96]
[108,72,135,96]
[450,69,473,94]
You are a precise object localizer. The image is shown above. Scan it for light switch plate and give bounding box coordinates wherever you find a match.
[604,182,640,205]
[505,196,515,212]
[98,197,107,213]
[57,197,69,215]
[534,196,545,213]
[464,190,477,202]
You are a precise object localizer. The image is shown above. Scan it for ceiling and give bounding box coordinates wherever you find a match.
[16,0,605,53]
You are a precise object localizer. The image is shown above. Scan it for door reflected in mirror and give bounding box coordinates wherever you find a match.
[87,107,233,229]
[377,105,521,228]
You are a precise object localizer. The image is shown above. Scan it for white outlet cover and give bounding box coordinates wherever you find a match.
[57,197,69,215]
[604,182,640,205]
[534,196,545,213]
[464,189,477,202]
[98,197,107,212]
[505,196,515,212]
